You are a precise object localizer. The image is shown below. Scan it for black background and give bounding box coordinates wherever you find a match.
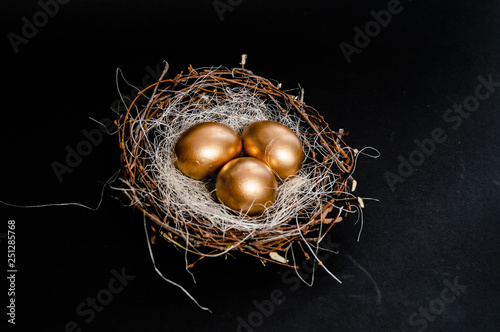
[2,0,500,331]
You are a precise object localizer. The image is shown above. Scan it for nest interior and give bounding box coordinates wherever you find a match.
[117,62,363,268]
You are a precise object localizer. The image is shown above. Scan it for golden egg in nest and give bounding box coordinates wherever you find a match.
[242,120,304,180]
[174,122,242,180]
[216,157,278,216]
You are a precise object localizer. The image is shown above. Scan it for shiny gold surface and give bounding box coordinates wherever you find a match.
[174,122,242,180]
[216,157,277,216]
[242,120,304,180]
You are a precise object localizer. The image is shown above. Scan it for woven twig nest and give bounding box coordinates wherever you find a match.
[117,58,363,268]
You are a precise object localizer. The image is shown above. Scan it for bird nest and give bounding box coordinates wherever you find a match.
[116,58,364,268]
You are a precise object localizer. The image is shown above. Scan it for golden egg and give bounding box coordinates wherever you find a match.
[242,120,304,180]
[174,122,242,180]
[216,157,278,216]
